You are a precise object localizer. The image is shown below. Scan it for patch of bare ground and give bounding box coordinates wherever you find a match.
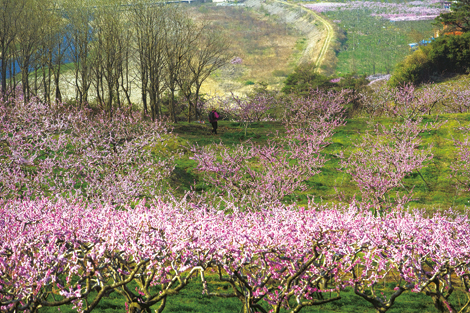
[245,0,336,75]
[190,4,303,96]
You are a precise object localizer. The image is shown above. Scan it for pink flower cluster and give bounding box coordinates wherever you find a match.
[2,199,470,312]
[371,13,440,22]
[0,94,175,204]
[303,1,446,21]
[230,57,243,65]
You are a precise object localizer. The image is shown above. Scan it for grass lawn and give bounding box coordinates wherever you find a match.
[170,113,470,211]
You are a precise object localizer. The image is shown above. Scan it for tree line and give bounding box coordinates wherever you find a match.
[0,0,232,122]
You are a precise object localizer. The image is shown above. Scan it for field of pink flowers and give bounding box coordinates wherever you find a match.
[304,0,446,22]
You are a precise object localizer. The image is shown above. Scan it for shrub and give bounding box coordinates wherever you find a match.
[390,32,470,86]
[281,62,333,95]
[389,46,432,87]
[428,32,470,74]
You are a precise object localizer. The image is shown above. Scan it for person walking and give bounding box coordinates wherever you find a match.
[208,108,220,135]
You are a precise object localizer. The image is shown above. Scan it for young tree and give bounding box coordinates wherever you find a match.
[339,119,434,213]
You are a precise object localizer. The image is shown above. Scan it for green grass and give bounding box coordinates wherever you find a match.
[39,278,458,312]
[319,8,436,76]
[170,113,470,210]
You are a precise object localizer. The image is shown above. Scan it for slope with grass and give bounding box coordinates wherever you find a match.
[244,0,337,75]
[302,0,441,76]
[190,4,304,96]
[272,0,335,71]
[170,115,469,211]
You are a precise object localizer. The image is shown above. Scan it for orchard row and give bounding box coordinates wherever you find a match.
[1,198,470,313]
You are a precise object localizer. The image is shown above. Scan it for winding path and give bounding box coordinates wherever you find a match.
[273,0,334,71]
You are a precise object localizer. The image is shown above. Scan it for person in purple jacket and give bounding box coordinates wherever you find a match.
[208,108,220,135]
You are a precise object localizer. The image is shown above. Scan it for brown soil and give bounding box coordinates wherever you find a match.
[190,4,303,96]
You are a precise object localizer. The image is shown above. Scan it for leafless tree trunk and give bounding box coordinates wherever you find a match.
[162,7,200,123]
[15,0,48,103]
[177,25,232,122]
[0,0,25,96]
[65,0,95,107]
[130,0,170,121]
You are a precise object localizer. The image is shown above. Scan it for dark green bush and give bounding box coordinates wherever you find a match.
[389,46,432,87]
[389,32,470,86]
[281,62,334,95]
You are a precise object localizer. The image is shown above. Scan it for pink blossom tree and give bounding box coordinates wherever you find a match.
[2,198,470,313]
[192,90,346,210]
[359,83,448,118]
[339,119,434,213]
[216,93,274,136]
[355,208,470,313]
[450,126,470,193]
[0,94,175,204]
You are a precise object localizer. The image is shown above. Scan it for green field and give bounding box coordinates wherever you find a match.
[320,9,436,76]
[168,113,469,211]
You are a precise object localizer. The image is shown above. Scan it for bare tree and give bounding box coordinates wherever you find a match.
[64,0,95,106]
[93,5,122,117]
[0,0,26,95]
[177,25,232,122]
[36,0,68,104]
[162,7,201,123]
[15,0,49,103]
[130,0,169,121]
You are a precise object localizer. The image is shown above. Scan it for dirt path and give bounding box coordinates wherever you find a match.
[271,0,334,71]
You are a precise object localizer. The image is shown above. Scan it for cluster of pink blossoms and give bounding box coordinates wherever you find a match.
[303,1,446,22]
[0,94,175,204]
[1,199,470,312]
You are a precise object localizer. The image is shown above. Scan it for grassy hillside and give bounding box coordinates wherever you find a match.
[169,113,469,211]
[190,4,306,95]
[304,1,439,76]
